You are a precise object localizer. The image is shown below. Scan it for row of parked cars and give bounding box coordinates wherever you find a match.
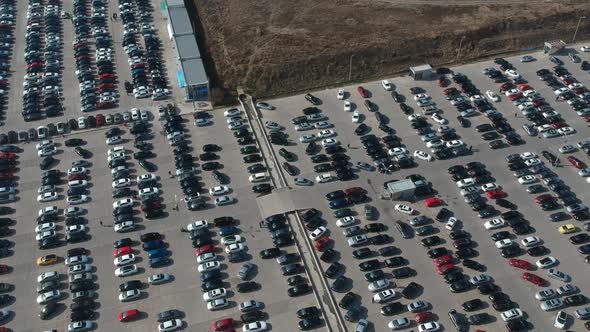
[72,0,119,112]
[0,0,14,122]
[22,0,64,121]
[0,142,16,330]
[117,0,169,100]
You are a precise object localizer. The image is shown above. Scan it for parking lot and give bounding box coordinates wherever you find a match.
[233,45,590,331]
[1,0,590,330]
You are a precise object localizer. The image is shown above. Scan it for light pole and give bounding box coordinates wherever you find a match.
[455,36,466,62]
[573,16,587,43]
[348,54,355,81]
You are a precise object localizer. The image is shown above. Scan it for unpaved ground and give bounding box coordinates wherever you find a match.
[189,0,590,102]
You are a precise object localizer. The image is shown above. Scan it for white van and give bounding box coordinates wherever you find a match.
[108,146,125,156]
[249,173,268,183]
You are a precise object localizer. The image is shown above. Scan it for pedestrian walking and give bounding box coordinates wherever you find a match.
[174,203,179,211]
[514,112,517,118]
[347,143,350,148]
[99,221,103,226]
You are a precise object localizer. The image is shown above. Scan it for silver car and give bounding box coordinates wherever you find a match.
[541,298,564,311]
[576,307,590,319]
[535,289,558,301]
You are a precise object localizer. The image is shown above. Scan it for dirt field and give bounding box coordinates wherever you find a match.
[189,0,590,102]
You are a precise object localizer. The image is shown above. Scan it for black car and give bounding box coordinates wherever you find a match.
[237,281,259,293]
[39,301,58,320]
[70,300,96,311]
[564,294,586,306]
[65,138,85,147]
[304,93,321,105]
[450,280,471,293]
[71,309,95,321]
[252,183,272,194]
[157,309,181,323]
[462,298,483,311]
[463,259,484,271]
[119,280,143,292]
[241,310,266,324]
[288,284,311,297]
[338,292,357,309]
[527,245,549,256]
[469,313,491,325]
[297,306,321,319]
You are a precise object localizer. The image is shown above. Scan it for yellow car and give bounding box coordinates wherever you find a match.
[37,254,58,266]
[558,224,576,234]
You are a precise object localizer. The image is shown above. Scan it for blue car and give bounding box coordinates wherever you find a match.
[148,248,169,259]
[329,198,349,210]
[142,240,164,251]
[149,257,170,268]
[218,226,238,237]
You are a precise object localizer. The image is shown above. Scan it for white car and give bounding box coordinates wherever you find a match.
[486,90,500,102]
[197,252,217,264]
[67,195,88,205]
[309,226,327,241]
[37,191,58,202]
[37,290,61,304]
[414,93,430,101]
[215,195,235,206]
[225,243,245,254]
[35,230,57,241]
[114,221,135,233]
[139,187,159,198]
[382,80,392,91]
[209,185,229,196]
[67,167,86,176]
[388,147,409,157]
[321,138,339,147]
[554,311,568,330]
[221,235,242,245]
[119,289,141,302]
[137,174,157,183]
[242,321,267,332]
[113,198,134,209]
[39,206,59,217]
[431,114,447,124]
[413,150,432,161]
[36,140,55,150]
[352,111,361,123]
[548,269,570,282]
[557,127,576,136]
[518,175,537,184]
[207,298,229,311]
[336,216,356,227]
[445,140,464,148]
[536,256,558,268]
[373,289,396,303]
[115,265,138,277]
[187,220,208,231]
[112,178,131,189]
[106,136,123,145]
[505,69,520,79]
[501,308,523,322]
[203,288,227,301]
[418,322,440,332]
[579,168,590,177]
[65,255,88,266]
[495,239,513,249]
[581,46,590,52]
[316,130,335,138]
[368,279,390,292]
[394,204,414,215]
[35,222,56,233]
[521,236,542,247]
[315,173,335,183]
[344,100,352,112]
[524,158,542,167]
[484,219,505,230]
[408,300,430,312]
[337,89,345,100]
[159,319,182,332]
[315,121,332,129]
[456,178,475,188]
[445,217,459,231]
[198,261,221,273]
[480,183,499,192]
[114,254,136,267]
[37,271,59,283]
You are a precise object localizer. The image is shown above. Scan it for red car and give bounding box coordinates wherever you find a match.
[212,318,235,331]
[100,73,116,79]
[118,309,139,322]
[437,263,455,275]
[27,62,43,68]
[442,87,458,96]
[195,244,215,256]
[357,86,368,98]
[424,197,442,207]
[551,121,566,129]
[98,83,114,90]
[415,312,435,324]
[95,114,105,126]
[141,201,161,211]
[522,272,545,286]
[562,78,577,86]
[113,246,132,257]
[0,264,9,274]
[438,77,448,87]
[532,99,546,107]
[509,258,532,270]
[0,173,12,180]
[486,189,506,199]
[68,174,87,181]
[314,236,331,251]
[0,153,16,159]
[535,194,554,203]
[499,83,514,92]
[131,63,146,70]
[344,187,366,197]
[433,255,453,267]
[97,101,115,109]
[517,84,532,91]
[567,156,585,169]
[508,93,523,101]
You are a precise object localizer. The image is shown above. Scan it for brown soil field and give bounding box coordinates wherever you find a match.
[187,0,590,102]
